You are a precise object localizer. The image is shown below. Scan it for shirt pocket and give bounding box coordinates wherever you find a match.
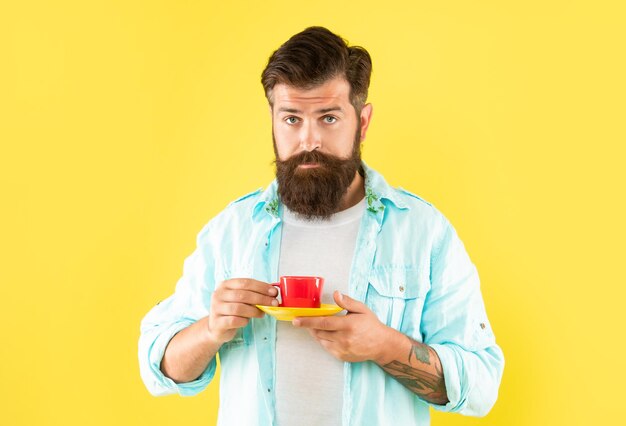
[365,267,429,338]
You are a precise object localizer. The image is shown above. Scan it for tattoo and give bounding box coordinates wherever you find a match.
[409,343,431,365]
[381,338,448,405]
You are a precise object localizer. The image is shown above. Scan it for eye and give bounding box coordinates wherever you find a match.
[285,116,299,125]
[323,115,337,124]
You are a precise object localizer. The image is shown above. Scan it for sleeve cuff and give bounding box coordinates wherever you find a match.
[143,320,217,397]
[428,343,465,413]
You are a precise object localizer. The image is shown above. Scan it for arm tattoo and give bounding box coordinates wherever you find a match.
[381,338,449,405]
[409,344,431,365]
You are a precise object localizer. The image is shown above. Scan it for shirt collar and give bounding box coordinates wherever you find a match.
[252,160,408,220]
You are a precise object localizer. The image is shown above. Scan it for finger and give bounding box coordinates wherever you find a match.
[314,339,348,362]
[221,278,279,296]
[219,289,279,307]
[293,315,347,331]
[215,302,266,319]
[334,291,369,314]
[311,329,338,342]
[316,337,337,354]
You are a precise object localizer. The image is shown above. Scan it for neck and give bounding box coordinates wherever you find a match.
[337,170,365,212]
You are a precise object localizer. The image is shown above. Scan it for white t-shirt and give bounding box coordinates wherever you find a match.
[275,197,366,426]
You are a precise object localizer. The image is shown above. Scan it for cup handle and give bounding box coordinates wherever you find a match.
[271,283,282,306]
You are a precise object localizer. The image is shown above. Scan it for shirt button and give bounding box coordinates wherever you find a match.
[267,388,271,393]
[399,285,404,292]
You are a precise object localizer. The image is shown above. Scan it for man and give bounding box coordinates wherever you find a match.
[139,26,504,425]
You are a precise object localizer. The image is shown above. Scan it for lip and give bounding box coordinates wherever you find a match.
[298,163,320,169]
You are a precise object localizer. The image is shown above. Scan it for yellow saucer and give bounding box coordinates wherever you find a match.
[256,303,344,321]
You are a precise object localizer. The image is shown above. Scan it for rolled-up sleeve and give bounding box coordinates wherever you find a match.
[421,217,505,417]
[138,223,218,397]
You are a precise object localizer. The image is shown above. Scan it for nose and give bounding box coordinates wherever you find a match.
[299,121,321,152]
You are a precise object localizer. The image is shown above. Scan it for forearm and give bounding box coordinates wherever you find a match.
[374,328,449,405]
[160,316,222,383]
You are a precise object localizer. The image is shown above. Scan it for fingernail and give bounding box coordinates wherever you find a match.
[269,287,278,295]
[271,299,279,307]
[292,319,301,327]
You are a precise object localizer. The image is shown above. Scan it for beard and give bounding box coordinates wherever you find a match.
[273,128,363,221]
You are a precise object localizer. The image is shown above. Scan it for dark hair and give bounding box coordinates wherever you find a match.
[261,26,372,114]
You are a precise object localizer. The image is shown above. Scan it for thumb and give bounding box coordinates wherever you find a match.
[334,291,368,313]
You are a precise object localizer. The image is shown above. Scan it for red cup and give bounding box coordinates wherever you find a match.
[272,276,324,308]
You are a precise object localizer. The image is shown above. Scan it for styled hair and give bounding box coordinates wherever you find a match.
[261,26,372,114]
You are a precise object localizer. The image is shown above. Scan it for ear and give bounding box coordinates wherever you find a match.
[358,103,373,142]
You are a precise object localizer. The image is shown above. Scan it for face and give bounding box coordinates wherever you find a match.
[270,76,373,219]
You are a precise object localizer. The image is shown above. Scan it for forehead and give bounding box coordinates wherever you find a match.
[272,76,351,111]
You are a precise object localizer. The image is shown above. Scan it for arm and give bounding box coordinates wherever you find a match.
[160,280,279,383]
[293,291,449,405]
[138,232,216,397]
[159,316,219,383]
[138,221,278,395]
[292,219,504,415]
[375,330,449,406]
[295,217,505,416]
[419,218,505,416]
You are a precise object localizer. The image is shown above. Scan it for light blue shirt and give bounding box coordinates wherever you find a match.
[138,161,504,425]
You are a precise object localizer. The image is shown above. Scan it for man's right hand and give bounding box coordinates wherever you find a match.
[207,278,279,344]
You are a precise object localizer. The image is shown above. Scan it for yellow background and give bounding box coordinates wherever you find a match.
[1,1,624,425]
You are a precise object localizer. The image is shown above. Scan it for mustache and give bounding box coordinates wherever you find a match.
[274,149,349,168]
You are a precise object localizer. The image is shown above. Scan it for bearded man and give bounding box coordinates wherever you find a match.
[139,26,504,426]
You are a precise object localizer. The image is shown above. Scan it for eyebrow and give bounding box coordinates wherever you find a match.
[277,106,344,114]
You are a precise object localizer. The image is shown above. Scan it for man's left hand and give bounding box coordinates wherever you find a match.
[293,291,391,363]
